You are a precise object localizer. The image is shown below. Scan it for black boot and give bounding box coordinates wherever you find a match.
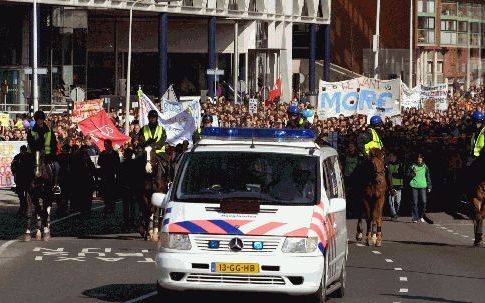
[474,233,482,247]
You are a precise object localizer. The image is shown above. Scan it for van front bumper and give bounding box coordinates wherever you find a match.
[155,252,324,295]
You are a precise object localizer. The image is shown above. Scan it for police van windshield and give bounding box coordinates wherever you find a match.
[175,152,319,205]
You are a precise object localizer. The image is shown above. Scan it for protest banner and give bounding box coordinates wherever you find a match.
[0,113,9,127]
[401,83,421,109]
[0,141,26,187]
[317,77,401,118]
[139,90,197,146]
[420,84,448,111]
[78,110,130,151]
[249,99,258,114]
[72,99,103,122]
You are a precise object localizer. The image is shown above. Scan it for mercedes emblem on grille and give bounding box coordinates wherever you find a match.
[229,238,244,252]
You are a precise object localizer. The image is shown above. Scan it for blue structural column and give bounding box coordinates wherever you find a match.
[158,13,168,99]
[208,16,216,98]
[309,24,318,92]
[323,24,331,82]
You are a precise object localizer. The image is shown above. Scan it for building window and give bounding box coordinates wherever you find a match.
[427,61,433,73]
[418,17,435,29]
[441,20,456,31]
[418,0,435,13]
[418,30,435,44]
[441,31,457,45]
[437,61,443,73]
[441,1,458,16]
[469,22,480,34]
[458,21,467,32]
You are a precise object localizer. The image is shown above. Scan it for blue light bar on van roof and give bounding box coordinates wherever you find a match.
[201,127,316,141]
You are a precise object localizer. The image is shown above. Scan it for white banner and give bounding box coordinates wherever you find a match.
[162,96,202,129]
[400,83,421,109]
[420,84,448,111]
[0,141,27,188]
[139,92,197,146]
[248,99,258,114]
[317,77,401,118]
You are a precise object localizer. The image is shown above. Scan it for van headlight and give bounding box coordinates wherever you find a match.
[282,237,318,253]
[160,233,192,250]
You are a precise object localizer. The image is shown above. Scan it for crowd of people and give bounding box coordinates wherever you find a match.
[2,85,484,220]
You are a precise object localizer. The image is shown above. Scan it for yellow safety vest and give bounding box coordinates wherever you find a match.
[143,125,166,154]
[472,127,484,157]
[30,129,52,155]
[364,128,383,155]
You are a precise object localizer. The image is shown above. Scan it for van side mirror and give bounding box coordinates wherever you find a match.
[151,193,167,208]
[328,198,346,213]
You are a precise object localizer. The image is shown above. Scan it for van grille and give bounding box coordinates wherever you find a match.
[193,235,281,253]
[186,274,285,285]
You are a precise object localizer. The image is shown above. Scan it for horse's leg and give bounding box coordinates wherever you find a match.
[32,195,43,240]
[22,191,34,241]
[472,198,483,246]
[42,194,52,241]
[356,218,363,242]
[151,207,160,242]
[375,196,385,247]
[363,200,373,246]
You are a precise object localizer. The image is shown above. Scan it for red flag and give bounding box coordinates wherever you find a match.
[78,110,130,151]
[265,79,282,106]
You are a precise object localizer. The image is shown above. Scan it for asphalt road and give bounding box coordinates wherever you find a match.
[0,190,484,303]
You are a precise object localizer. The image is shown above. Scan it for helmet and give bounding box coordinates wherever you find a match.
[148,110,158,118]
[287,106,300,115]
[202,114,213,123]
[33,111,46,121]
[302,109,314,118]
[472,110,484,122]
[370,115,383,125]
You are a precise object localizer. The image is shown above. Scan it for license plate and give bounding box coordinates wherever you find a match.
[211,262,259,274]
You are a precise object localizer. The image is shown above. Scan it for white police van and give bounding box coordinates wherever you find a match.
[152,128,347,302]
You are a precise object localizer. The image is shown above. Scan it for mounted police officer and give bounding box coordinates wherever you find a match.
[470,110,484,160]
[357,115,384,157]
[192,114,213,144]
[27,110,60,193]
[286,106,312,129]
[139,110,167,155]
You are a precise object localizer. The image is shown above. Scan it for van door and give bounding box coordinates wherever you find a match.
[322,156,347,282]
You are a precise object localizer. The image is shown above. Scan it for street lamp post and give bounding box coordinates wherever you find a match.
[409,0,413,88]
[125,0,143,135]
[373,0,381,79]
[125,0,169,135]
[32,0,39,112]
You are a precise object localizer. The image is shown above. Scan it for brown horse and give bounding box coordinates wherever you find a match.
[356,148,387,247]
[471,181,485,247]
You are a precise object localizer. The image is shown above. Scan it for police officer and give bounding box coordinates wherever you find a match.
[470,110,484,159]
[139,110,167,154]
[357,115,384,157]
[27,110,60,193]
[192,114,213,144]
[286,106,312,129]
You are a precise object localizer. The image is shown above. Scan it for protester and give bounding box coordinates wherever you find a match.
[387,152,404,221]
[407,154,432,223]
[97,139,120,216]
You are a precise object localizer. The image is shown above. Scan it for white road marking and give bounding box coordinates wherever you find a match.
[33,247,64,252]
[105,248,112,253]
[356,243,364,247]
[116,253,144,257]
[0,240,17,257]
[385,259,394,263]
[35,256,43,261]
[137,258,155,263]
[463,235,469,238]
[447,230,453,233]
[440,226,447,229]
[453,233,459,235]
[394,267,403,271]
[121,291,157,303]
[142,250,149,253]
[400,277,408,282]
[399,288,409,293]
[372,250,381,254]
[55,257,86,262]
[96,257,125,262]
